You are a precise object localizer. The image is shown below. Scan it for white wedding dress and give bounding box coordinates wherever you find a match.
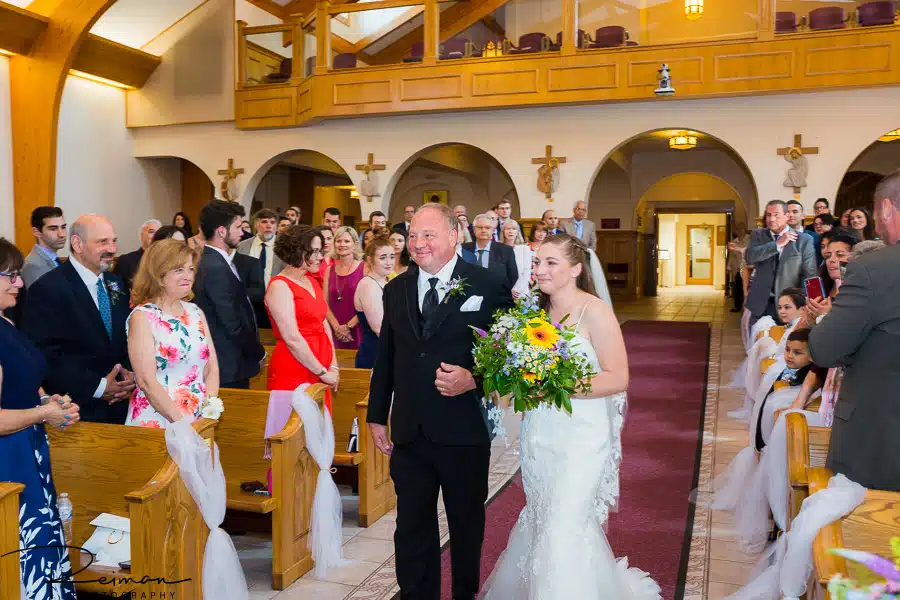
[481,326,661,600]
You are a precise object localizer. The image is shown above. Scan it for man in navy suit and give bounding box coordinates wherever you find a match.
[542,209,563,235]
[24,215,135,423]
[462,213,518,289]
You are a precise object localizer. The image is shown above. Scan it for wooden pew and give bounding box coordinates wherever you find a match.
[332,368,396,526]
[48,419,216,599]
[250,348,357,390]
[218,385,320,589]
[0,482,24,600]
[811,468,900,599]
[786,413,832,530]
[259,328,276,346]
[336,349,357,369]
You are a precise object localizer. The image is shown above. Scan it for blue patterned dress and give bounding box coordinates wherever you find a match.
[0,317,76,600]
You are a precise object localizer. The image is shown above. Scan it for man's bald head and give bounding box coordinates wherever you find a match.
[70,215,118,274]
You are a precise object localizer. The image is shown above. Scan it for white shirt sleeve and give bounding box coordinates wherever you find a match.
[93,377,108,399]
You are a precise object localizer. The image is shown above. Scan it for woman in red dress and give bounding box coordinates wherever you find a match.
[265,225,338,411]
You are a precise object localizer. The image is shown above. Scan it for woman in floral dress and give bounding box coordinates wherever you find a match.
[125,240,220,428]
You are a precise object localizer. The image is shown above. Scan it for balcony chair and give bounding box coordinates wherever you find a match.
[402,41,424,63]
[775,11,798,33]
[503,32,552,54]
[439,38,470,60]
[858,1,895,26]
[585,25,627,48]
[264,58,292,83]
[808,6,847,30]
[333,53,358,69]
[551,29,586,49]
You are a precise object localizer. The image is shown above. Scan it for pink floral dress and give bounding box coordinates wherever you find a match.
[125,302,210,429]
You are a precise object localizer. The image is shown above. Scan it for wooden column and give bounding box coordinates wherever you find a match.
[560,0,578,55]
[758,0,775,40]
[10,0,117,248]
[237,20,248,88]
[291,20,305,79]
[422,0,440,65]
[315,0,332,73]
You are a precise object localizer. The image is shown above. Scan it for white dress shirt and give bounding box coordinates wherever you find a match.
[771,225,791,256]
[69,256,109,398]
[474,240,492,268]
[209,244,241,280]
[418,254,458,312]
[248,235,275,287]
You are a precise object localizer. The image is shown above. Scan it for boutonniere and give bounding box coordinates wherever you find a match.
[439,277,469,304]
[105,280,124,304]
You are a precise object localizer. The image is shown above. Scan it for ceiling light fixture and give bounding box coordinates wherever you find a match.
[878,129,900,142]
[69,69,135,90]
[685,0,703,20]
[669,131,698,150]
[0,48,14,57]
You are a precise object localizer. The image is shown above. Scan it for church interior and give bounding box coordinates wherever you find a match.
[2,0,900,598]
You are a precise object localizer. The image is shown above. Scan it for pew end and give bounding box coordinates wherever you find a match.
[335,349,356,369]
[355,398,396,527]
[786,413,832,530]
[0,482,24,600]
[48,418,216,599]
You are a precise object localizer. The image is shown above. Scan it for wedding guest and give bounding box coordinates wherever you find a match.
[455,204,475,239]
[238,209,283,290]
[285,206,301,225]
[848,207,876,240]
[727,226,749,312]
[563,201,597,249]
[457,214,473,244]
[126,240,219,428]
[529,223,549,251]
[173,212,194,237]
[277,215,292,235]
[114,219,161,293]
[813,213,835,236]
[23,206,67,289]
[500,219,533,299]
[310,225,335,285]
[24,215,136,423]
[266,225,338,410]
[325,226,364,349]
[839,208,852,227]
[496,199,524,240]
[389,230,410,277]
[152,225,187,242]
[187,228,206,252]
[369,211,388,236]
[239,220,253,241]
[0,237,79,600]
[541,209,562,235]
[393,205,415,236]
[323,207,341,232]
[817,229,859,300]
[361,228,375,251]
[193,200,264,389]
[484,209,501,242]
[463,214,518,289]
[233,249,267,328]
[353,235,394,369]
[813,198,831,216]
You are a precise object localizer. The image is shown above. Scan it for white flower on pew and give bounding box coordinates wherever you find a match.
[201,395,225,420]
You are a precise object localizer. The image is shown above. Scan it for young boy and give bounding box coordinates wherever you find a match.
[755,328,820,451]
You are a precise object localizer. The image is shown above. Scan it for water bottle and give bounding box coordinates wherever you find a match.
[58,493,73,543]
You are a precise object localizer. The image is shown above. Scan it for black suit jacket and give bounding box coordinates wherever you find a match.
[113,248,143,293]
[233,252,270,328]
[367,259,514,446]
[23,260,130,423]
[392,222,410,236]
[193,247,265,384]
[461,241,518,289]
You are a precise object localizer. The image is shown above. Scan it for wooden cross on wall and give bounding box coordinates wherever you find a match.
[776,134,819,195]
[531,145,567,201]
[217,158,244,179]
[355,153,386,202]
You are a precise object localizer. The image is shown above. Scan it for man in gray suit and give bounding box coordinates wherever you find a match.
[744,200,817,327]
[809,170,900,491]
[563,201,597,250]
[237,208,283,328]
[22,206,67,289]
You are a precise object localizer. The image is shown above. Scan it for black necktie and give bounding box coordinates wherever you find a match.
[259,242,268,273]
[422,277,439,322]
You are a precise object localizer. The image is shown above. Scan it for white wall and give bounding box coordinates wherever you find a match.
[0,56,13,242]
[56,76,182,253]
[90,0,206,49]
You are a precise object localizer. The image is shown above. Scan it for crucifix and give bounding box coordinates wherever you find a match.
[776,134,819,196]
[355,153,386,202]
[217,158,244,202]
[531,145,567,201]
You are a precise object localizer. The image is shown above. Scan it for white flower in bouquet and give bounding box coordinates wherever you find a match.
[200,395,224,420]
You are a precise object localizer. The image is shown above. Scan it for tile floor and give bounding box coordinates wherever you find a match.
[234,286,757,600]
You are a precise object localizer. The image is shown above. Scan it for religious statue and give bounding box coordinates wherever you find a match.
[654,63,675,96]
[218,159,244,203]
[359,176,379,199]
[537,159,561,196]
[782,147,809,190]
[355,153,386,202]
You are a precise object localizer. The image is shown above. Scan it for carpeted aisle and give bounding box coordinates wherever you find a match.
[438,320,711,600]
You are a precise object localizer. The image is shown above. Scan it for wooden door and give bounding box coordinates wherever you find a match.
[686,225,714,285]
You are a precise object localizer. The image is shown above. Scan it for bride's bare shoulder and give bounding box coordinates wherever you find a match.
[579,294,616,325]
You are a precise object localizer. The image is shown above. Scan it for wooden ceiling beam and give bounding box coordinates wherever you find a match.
[480,14,504,37]
[354,6,423,52]
[0,1,49,55]
[244,0,290,20]
[72,34,161,88]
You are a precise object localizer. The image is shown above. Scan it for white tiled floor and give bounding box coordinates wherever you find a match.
[234,286,757,600]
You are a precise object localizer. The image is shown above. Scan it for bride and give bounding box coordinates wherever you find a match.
[481,234,661,600]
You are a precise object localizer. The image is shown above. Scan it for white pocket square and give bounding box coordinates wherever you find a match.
[460,296,483,312]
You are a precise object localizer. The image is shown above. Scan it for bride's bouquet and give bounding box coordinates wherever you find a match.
[471,293,595,415]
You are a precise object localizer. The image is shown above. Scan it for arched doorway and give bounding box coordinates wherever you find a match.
[835,131,900,219]
[245,150,357,227]
[385,143,518,225]
[587,129,757,297]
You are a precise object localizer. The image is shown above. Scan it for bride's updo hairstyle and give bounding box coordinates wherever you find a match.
[537,233,599,310]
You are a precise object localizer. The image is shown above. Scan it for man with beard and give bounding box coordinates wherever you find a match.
[24,215,136,423]
[238,208,283,328]
[193,200,265,389]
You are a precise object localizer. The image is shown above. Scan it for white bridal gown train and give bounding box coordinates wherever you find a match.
[480,332,661,600]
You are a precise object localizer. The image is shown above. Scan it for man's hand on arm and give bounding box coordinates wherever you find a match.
[100,364,136,404]
[435,363,476,397]
[777,230,798,250]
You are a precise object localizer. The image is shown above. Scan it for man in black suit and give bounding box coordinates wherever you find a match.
[541,208,563,235]
[368,203,513,600]
[113,219,160,292]
[462,213,518,289]
[193,200,265,389]
[392,204,415,236]
[24,215,136,423]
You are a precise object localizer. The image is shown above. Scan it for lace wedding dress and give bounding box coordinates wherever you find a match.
[481,329,661,600]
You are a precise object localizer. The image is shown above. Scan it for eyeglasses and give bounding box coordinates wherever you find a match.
[0,271,21,284]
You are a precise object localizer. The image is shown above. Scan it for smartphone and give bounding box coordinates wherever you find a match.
[804,276,825,301]
[118,561,131,570]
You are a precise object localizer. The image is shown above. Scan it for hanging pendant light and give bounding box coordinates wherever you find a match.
[685,0,704,20]
[878,129,900,142]
[669,132,698,150]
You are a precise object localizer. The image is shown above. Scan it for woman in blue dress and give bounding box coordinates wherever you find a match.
[353,235,394,369]
[0,238,80,600]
